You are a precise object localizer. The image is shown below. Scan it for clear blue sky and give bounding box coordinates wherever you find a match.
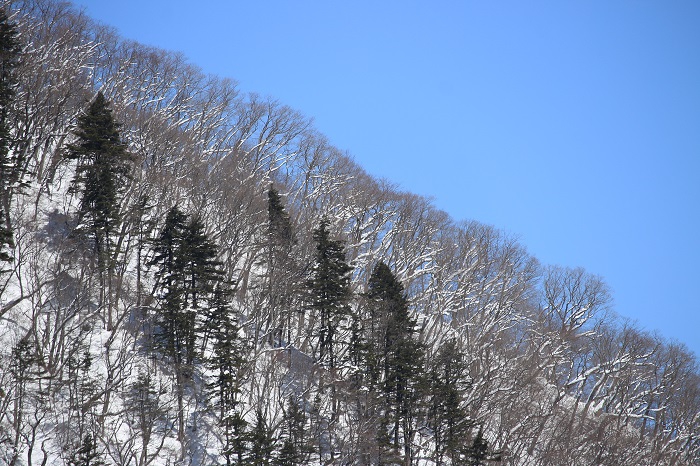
[72,1,700,355]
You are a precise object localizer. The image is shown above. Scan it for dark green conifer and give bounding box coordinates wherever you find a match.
[68,433,107,466]
[0,9,21,270]
[0,10,20,122]
[149,206,224,451]
[150,207,187,285]
[66,92,133,272]
[308,218,352,368]
[268,186,294,250]
[180,215,223,365]
[0,209,12,268]
[208,284,248,465]
[365,261,425,463]
[127,372,163,463]
[428,339,474,465]
[208,284,244,405]
[182,215,223,309]
[466,428,489,466]
[263,185,300,345]
[151,206,227,366]
[274,396,312,466]
[247,408,276,466]
[149,206,188,361]
[150,206,225,362]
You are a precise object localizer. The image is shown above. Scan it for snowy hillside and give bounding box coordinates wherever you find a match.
[0,1,698,465]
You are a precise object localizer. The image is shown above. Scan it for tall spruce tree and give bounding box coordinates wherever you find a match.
[150,205,188,362]
[365,261,425,464]
[0,8,21,272]
[149,206,224,454]
[182,215,222,309]
[208,283,248,465]
[148,206,190,451]
[0,211,11,269]
[264,185,298,344]
[308,218,352,369]
[150,208,223,362]
[181,215,223,365]
[268,185,294,250]
[66,92,133,273]
[428,339,475,465]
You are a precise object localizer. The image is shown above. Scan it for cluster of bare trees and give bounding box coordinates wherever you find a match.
[0,0,698,464]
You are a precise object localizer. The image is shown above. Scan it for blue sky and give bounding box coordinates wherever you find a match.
[72,1,700,355]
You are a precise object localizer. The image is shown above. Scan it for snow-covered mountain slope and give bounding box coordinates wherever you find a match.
[0,1,698,465]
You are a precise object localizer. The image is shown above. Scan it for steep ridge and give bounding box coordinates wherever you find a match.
[0,1,698,465]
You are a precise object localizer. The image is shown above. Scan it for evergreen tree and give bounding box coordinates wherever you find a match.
[348,309,368,379]
[149,206,188,362]
[428,339,474,465]
[208,284,244,405]
[68,433,107,466]
[274,396,312,466]
[66,92,133,272]
[180,215,223,365]
[182,215,223,309]
[275,440,297,466]
[308,218,352,368]
[149,206,224,453]
[247,408,276,466]
[220,411,247,466]
[8,338,35,463]
[150,206,187,286]
[0,9,21,270]
[465,428,489,466]
[263,185,301,345]
[0,9,20,139]
[363,262,406,383]
[150,208,223,364]
[149,203,191,450]
[365,261,425,464]
[126,372,164,465]
[0,208,11,268]
[268,185,294,250]
[64,328,98,443]
[208,284,248,465]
